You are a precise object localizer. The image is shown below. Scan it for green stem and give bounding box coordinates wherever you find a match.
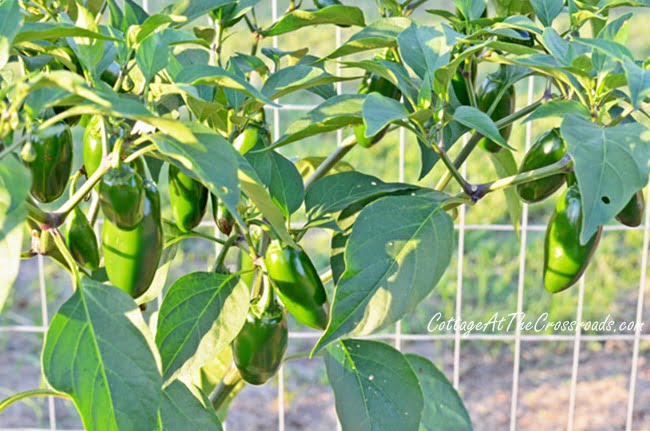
[305,134,357,190]
[49,228,81,289]
[210,366,244,412]
[0,134,28,161]
[0,389,71,413]
[472,156,573,201]
[320,269,333,285]
[435,98,545,191]
[123,144,156,164]
[212,233,240,272]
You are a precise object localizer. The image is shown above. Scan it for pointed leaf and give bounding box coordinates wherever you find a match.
[261,65,357,100]
[560,115,650,243]
[161,380,222,431]
[42,278,162,431]
[135,33,170,84]
[328,17,411,59]
[162,0,234,25]
[259,6,365,37]
[273,95,365,148]
[362,92,408,138]
[530,0,564,26]
[453,106,510,150]
[405,354,472,431]
[0,0,23,69]
[156,272,248,382]
[314,195,454,352]
[325,339,424,431]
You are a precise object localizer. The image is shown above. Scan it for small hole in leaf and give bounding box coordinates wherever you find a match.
[220,186,228,194]
[601,196,610,204]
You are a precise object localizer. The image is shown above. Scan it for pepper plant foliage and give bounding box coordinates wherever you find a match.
[1,0,649,429]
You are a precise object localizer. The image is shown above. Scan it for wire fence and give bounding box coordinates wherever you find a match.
[1,1,649,430]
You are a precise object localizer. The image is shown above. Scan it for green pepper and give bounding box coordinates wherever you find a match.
[216,201,235,236]
[477,66,515,153]
[168,164,208,232]
[83,115,105,178]
[615,191,645,227]
[65,207,100,270]
[354,56,402,148]
[234,122,270,155]
[543,184,602,293]
[516,129,567,204]
[451,60,477,107]
[232,295,288,385]
[25,124,73,203]
[99,163,145,230]
[102,179,163,298]
[264,240,328,329]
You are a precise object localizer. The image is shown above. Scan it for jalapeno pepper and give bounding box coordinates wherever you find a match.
[99,163,145,230]
[264,240,328,329]
[168,164,208,232]
[543,183,602,293]
[477,66,515,153]
[65,207,100,270]
[516,129,567,204]
[615,191,645,227]
[102,179,163,298]
[26,124,73,203]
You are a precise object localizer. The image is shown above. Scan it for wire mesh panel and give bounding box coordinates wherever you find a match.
[1,1,649,431]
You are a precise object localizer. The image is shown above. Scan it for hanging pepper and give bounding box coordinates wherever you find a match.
[102,179,163,298]
[516,129,567,204]
[264,240,328,329]
[25,124,73,203]
[168,164,208,232]
[476,65,515,153]
[543,182,602,293]
[65,206,100,270]
[232,286,288,385]
[615,191,645,227]
[99,162,145,230]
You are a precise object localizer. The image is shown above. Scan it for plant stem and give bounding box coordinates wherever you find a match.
[212,233,240,272]
[123,144,156,163]
[435,98,545,191]
[319,269,333,285]
[305,134,357,189]
[210,366,244,412]
[0,134,28,161]
[49,228,81,289]
[471,155,573,201]
[0,389,70,413]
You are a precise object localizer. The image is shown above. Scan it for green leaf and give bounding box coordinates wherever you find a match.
[73,5,104,74]
[162,0,234,25]
[397,23,455,87]
[362,92,408,138]
[42,278,162,431]
[156,272,248,382]
[161,380,222,431]
[268,152,305,218]
[327,17,412,59]
[523,100,590,123]
[560,115,650,243]
[324,339,424,431]
[622,57,650,109]
[343,59,419,103]
[573,36,633,61]
[305,171,418,224]
[0,156,31,312]
[453,106,510,150]
[14,22,117,44]
[273,94,365,148]
[0,0,23,69]
[454,0,487,20]
[135,33,170,85]
[405,354,472,431]
[237,156,298,248]
[150,123,244,228]
[261,65,357,100]
[314,194,454,352]
[176,65,273,105]
[489,150,522,236]
[259,6,366,37]
[135,14,185,44]
[530,0,564,26]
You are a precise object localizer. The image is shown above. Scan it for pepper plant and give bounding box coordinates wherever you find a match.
[0,0,649,429]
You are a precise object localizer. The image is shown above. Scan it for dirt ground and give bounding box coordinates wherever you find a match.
[1,334,648,430]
